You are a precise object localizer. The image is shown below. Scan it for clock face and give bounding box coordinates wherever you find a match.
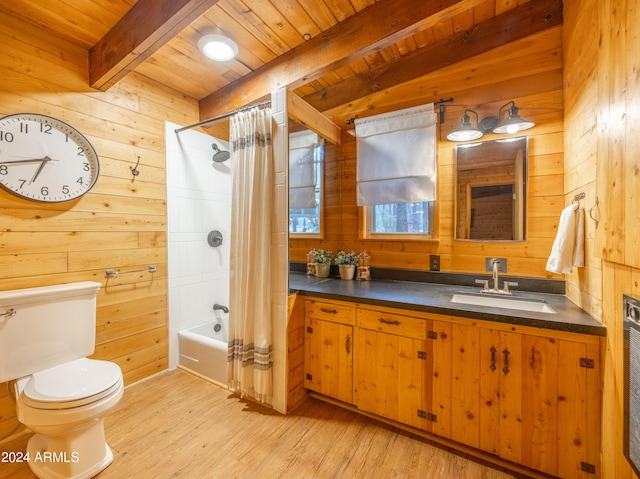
[0,113,100,202]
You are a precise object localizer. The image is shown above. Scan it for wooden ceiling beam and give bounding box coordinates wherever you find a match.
[198,0,487,120]
[89,0,219,91]
[302,0,563,113]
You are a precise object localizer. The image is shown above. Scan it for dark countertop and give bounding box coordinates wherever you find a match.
[289,272,606,337]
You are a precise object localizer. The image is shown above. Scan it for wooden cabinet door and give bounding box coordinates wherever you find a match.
[356,307,430,428]
[450,322,482,449]
[430,320,452,438]
[494,332,602,478]
[476,330,559,475]
[556,339,601,479]
[439,321,502,453]
[304,317,353,404]
[356,327,427,429]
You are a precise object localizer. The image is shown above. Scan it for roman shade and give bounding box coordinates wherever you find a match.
[355,103,437,206]
[289,130,318,209]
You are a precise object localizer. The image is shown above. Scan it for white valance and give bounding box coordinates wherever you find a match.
[355,103,437,206]
[289,130,318,209]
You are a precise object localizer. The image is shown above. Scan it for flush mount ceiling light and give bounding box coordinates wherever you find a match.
[447,101,535,141]
[198,34,238,62]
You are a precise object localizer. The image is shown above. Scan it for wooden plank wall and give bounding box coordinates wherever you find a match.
[290,27,564,280]
[0,14,199,440]
[565,0,640,477]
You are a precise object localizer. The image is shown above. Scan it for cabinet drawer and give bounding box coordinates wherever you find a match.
[357,308,426,340]
[305,300,355,325]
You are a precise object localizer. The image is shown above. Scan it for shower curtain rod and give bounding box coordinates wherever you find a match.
[174,99,272,134]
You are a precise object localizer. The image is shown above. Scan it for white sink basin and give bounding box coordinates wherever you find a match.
[451,292,556,314]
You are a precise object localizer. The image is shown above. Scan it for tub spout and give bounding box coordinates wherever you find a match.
[213,304,229,313]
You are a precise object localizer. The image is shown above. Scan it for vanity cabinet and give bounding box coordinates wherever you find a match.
[304,299,355,404]
[432,318,601,478]
[303,297,602,478]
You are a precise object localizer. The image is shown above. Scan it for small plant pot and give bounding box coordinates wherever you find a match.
[315,263,330,278]
[338,264,356,280]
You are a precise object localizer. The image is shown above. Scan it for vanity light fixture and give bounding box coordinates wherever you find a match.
[198,34,238,62]
[492,100,536,134]
[447,101,535,141]
[446,109,483,141]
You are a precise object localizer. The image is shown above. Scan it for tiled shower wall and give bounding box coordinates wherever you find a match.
[165,121,231,369]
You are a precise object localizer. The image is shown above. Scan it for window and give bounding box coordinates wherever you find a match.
[369,201,433,235]
[356,104,437,239]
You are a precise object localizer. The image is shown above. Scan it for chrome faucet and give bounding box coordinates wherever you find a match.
[492,259,500,292]
[475,259,518,294]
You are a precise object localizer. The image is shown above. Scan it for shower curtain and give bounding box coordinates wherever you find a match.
[227,106,274,404]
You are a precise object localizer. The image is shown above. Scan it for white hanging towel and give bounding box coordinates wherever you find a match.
[545,204,585,274]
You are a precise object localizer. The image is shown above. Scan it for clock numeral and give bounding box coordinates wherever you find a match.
[0,165,7,175]
[82,162,90,171]
[0,131,14,142]
[20,123,28,134]
[18,179,27,188]
[77,147,85,157]
[40,124,53,135]
[76,177,84,186]
[41,186,49,196]
[62,185,70,195]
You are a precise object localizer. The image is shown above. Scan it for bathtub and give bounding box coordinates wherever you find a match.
[178,321,228,387]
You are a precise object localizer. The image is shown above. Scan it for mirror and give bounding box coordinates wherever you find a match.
[286,92,341,242]
[288,119,324,236]
[455,137,527,241]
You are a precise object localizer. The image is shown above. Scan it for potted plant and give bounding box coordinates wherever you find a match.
[313,249,333,278]
[335,250,358,280]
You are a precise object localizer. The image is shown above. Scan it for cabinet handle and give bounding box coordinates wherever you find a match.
[345,334,351,355]
[502,348,510,375]
[490,346,497,372]
[378,317,400,325]
[320,307,338,314]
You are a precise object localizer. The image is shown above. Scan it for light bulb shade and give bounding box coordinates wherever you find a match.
[447,111,483,141]
[493,104,535,134]
[198,34,238,61]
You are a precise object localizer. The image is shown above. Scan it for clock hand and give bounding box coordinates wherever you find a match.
[30,156,53,184]
[0,157,51,165]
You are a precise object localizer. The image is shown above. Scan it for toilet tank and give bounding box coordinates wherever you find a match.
[0,281,102,383]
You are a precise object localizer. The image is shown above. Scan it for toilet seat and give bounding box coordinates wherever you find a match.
[19,358,123,410]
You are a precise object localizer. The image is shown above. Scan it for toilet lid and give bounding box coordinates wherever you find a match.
[20,358,122,409]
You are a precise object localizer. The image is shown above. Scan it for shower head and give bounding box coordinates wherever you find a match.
[212,143,230,163]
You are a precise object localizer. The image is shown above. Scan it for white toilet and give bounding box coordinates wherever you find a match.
[0,282,124,479]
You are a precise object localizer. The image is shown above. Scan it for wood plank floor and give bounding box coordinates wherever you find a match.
[1,369,522,479]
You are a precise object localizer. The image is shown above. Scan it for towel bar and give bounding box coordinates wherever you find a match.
[105,265,157,278]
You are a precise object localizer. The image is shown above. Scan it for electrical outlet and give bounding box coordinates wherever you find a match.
[430,254,440,271]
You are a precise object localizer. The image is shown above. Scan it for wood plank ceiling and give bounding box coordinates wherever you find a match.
[0,0,561,127]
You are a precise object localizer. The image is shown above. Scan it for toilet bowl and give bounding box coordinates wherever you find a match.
[0,282,123,479]
[16,358,124,479]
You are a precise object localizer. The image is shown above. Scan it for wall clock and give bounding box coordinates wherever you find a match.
[0,113,100,202]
